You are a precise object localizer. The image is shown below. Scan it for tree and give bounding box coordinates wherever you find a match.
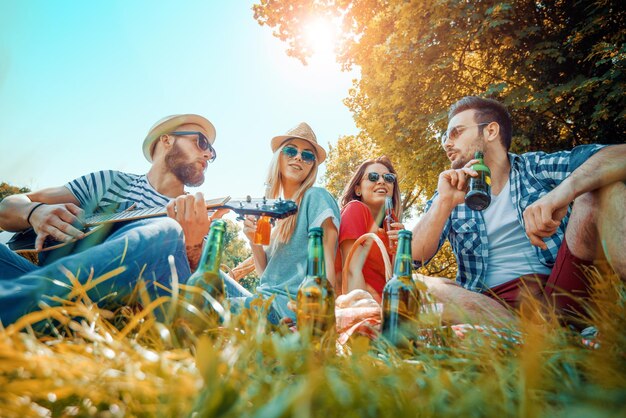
[254,0,625,278]
[323,133,379,199]
[0,182,30,201]
[254,0,625,202]
[221,219,252,272]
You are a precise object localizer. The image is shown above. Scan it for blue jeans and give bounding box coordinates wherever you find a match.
[0,218,191,326]
[221,272,282,325]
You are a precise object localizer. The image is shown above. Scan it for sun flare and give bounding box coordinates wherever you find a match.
[303,17,339,56]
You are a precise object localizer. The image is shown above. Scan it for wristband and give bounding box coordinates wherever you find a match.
[26,203,45,226]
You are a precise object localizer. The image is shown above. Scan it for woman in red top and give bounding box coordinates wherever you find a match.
[336,156,404,301]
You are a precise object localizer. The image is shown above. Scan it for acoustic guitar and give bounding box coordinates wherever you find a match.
[3,196,297,264]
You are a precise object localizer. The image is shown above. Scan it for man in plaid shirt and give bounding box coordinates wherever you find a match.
[411,96,625,325]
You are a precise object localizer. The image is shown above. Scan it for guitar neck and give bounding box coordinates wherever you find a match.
[84,196,231,226]
[85,206,168,226]
[83,196,298,226]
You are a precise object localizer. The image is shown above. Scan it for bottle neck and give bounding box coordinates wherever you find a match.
[393,234,412,277]
[197,229,225,274]
[472,152,490,174]
[306,234,326,278]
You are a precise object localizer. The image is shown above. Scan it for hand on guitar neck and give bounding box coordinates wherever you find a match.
[166,192,227,271]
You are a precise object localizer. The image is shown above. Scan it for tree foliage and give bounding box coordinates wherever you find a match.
[0,182,30,201]
[221,219,252,272]
[254,0,625,202]
[254,0,625,277]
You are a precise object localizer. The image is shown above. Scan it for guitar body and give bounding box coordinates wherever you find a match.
[7,225,113,266]
[3,196,298,266]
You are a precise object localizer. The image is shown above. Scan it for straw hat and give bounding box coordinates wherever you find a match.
[270,122,326,163]
[142,114,216,162]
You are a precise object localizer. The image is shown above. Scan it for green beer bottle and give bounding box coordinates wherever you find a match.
[383,196,397,256]
[296,227,336,349]
[381,229,421,347]
[465,151,491,211]
[180,219,227,334]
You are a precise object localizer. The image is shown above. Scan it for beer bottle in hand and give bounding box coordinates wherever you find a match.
[465,151,491,211]
[381,229,421,347]
[383,196,397,255]
[179,219,227,335]
[254,215,272,245]
[296,227,336,350]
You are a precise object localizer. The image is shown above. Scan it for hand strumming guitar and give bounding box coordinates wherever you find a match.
[29,202,86,251]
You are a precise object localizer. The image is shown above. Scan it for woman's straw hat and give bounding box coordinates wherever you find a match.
[270,122,326,163]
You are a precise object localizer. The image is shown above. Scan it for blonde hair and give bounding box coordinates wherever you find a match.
[265,140,319,244]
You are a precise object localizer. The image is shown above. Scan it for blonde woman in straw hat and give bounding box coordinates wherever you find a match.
[222,122,340,324]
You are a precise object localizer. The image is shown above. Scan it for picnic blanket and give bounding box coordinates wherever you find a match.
[335,289,599,349]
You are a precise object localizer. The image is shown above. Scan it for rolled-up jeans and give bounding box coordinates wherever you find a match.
[0,217,191,326]
[221,272,282,325]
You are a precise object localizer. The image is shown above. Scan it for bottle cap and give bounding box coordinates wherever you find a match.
[397,229,412,239]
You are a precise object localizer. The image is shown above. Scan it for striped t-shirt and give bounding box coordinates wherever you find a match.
[65,170,171,214]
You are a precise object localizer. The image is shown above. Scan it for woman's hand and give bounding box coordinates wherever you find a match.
[242,215,258,243]
[384,221,405,247]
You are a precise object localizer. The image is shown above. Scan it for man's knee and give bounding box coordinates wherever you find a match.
[571,181,626,226]
[566,191,601,260]
[570,191,598,229]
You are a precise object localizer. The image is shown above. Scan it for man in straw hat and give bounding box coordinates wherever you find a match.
[0,114,224,326]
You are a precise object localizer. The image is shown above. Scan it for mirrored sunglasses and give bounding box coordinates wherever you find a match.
[170,131,216,163]
[367,172,396,184]
[282,145,316,164]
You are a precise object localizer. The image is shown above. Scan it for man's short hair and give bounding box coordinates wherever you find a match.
[449,96,512,150]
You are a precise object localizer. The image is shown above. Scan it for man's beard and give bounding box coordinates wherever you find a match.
[165,142,205,187]
[450,133,484,169]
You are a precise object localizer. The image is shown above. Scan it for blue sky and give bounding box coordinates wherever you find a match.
[0,1,358,203]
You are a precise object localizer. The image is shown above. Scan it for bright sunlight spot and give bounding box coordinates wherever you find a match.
[303,17,339,57]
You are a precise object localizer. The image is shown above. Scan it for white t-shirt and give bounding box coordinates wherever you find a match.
[483,179,551,288]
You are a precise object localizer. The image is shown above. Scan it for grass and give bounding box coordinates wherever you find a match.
[0,267,624,418]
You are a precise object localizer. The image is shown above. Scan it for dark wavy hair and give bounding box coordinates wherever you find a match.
[340,156,403,221]
[449,96,513,150]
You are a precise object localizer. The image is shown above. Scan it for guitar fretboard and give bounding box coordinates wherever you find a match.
[85,196,231,226]
[86,207,166,226]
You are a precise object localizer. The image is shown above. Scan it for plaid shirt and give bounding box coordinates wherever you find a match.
[420,144,605,292]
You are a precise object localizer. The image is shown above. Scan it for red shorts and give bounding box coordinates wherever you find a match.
[483,236,594,318]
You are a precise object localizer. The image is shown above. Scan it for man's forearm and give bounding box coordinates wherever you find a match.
[0,194,35,231]
[560,144,626,201]
[411,196,454,264]
[186,241,204,272]
[250,244,267,276]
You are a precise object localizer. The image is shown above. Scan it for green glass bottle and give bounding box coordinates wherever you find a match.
[296,227,336,349]
[383,196,397,256]
[465,151,491,211]
[381,229,421,347]
[180,219,227,334]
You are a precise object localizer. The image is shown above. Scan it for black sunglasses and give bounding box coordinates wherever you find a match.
[282,145,316,164]
[367,172,396,184]
[170,131,216,163]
